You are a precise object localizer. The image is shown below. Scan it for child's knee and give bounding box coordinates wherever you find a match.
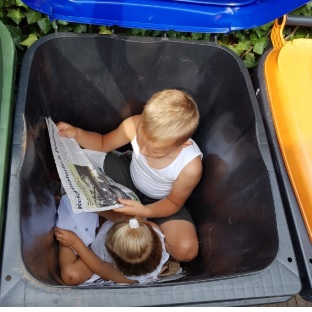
[170,240,198,262]
[60,266,85,286]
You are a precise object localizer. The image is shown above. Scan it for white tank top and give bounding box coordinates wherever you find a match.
[130,137,203,199]
[57,195,169,284]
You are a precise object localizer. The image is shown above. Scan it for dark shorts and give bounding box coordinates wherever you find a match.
[104,152,195,226]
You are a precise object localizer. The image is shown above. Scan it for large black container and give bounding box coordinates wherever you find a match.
[0,33,301,306]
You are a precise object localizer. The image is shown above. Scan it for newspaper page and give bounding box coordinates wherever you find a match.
[46,117,139,214]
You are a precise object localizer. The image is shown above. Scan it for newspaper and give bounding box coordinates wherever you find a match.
[46,117,139,214]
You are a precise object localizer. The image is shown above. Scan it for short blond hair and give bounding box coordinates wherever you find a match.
[105,218,162,276]
[140,89,199,146]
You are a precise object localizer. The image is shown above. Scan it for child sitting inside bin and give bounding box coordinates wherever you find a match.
[57,89,203,262]
[55,194,171,285]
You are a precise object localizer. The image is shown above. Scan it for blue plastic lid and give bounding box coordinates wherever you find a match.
[23,0,308,33]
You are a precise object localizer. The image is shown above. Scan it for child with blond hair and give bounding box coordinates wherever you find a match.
[57,89,203,262]
[55,194,169,285]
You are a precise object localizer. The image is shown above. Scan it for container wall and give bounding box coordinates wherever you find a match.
[19,34,279,285]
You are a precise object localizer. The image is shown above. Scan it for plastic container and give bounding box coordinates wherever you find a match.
[0,31,301,307]
[255,14,312,302]
[21,0,309,33]
[0,21,15,248]
[0,0,309,307]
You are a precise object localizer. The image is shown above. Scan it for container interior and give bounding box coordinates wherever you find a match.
[20,34,279,285]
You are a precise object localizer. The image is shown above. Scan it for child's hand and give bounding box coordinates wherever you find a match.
[57,122,78,138]
[113,198,150,218]
[55,227,79,246]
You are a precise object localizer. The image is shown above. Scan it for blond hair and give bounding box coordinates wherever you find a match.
[105,218,162,276]
[140,89,199,146]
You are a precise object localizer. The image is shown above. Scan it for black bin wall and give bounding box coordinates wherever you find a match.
[20,34,278,285]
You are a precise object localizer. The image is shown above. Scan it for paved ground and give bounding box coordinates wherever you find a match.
[257,294,312,307]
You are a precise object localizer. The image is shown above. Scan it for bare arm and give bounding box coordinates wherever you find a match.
[57,115,140,152]
[117,156,203,218]
[55,228,135,284]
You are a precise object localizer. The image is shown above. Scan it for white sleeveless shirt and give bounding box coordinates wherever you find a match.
[130,137,203,199]
[57,195,169,284]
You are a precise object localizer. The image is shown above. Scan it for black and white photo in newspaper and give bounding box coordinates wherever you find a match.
[46,117,139,214]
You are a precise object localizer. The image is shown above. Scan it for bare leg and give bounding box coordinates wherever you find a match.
[58,244,93,285]
[160,220,198,262]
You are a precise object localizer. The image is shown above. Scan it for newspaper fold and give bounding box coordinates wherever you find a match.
[46,117,139,213]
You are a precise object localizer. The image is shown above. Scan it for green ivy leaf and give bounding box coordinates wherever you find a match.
[2,0,15,8]
[259,21,273,31]
[243,52,256,68]
[20,33,37,47]
[138,28,146,36]
[151,30,162,37]
[26,9,41,24]
[191,32,202,40]
[5,24,23,46]
[130,28,142,36]
[58,24,72,32]
[7,8,25,25]
[234,31,246,41]
[141,30,150,36]
[253,37,268,55]
[37,17,52,34]
[292,29,309,39]
[292,6,309,16]
[217,34,230,45]
[203,33,211,40]
[99,26,112,34]
[228,40,252,56]
[16,0,28,8]
[72,23,87,33]
[175,32,184,38]
[249,32,259,44]
[167,30,177,38]
[254,27,265,38]
[51,20,57,30]
[58,20,69,25]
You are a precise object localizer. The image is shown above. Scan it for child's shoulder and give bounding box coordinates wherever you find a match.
[124,114,141,129]
[129,114,141,124]
[120,115,141,140]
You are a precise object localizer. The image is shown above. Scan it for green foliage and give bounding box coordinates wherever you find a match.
[99,26,112,35]
[0,0,114,59]
[7,8,25,24]
[1,0,312,68]
[20,32,36,47]
[221,22,272,68]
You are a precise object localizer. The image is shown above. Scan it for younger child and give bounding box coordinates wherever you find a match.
[57,89,203,262]
[55,194,169,285]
